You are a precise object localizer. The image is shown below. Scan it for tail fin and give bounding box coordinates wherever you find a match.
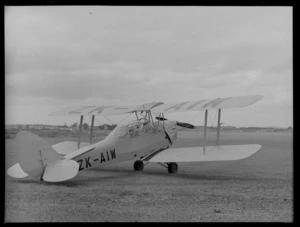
[7,131,79,182]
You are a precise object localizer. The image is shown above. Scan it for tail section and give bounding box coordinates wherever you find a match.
[42,159,79,182]
[7,163,28,178]
[7,131,79,182]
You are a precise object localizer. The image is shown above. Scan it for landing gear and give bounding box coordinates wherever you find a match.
[134,159,177,173]
[133,160,144,171]
[39,167,45,182]
[167,162,178,174]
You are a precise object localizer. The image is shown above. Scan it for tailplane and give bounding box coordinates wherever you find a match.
[7,131,79,182]
[7,163,28,178]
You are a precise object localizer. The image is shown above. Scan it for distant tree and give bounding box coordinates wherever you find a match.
[108,124,117,130]
[83,123,89,130]
[71,123,78,128]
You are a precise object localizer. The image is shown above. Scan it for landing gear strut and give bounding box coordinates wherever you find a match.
[133,160,144,171]
[167,162,178,174]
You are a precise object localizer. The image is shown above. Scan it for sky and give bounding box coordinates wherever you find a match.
[5,6,293,128]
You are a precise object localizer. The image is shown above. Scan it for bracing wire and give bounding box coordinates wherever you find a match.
[116,113,133,125]
[90,115,113,126]
[189,111,201,125]
[138,111,146,118]
[86,113,135,135]
[93,117,102,126]
[86,115,94,126]
[103,115,114,125]
[208,109,217,127]
[207,109,218,141]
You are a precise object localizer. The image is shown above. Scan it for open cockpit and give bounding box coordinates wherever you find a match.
[112,116,157,138]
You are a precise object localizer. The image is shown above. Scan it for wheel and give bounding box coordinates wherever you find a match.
[168,162,178,174]
[133,160,144,171]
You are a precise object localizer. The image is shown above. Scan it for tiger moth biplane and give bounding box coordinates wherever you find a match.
[7,95,263,182]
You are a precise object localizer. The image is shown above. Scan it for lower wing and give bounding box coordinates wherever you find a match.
[146,144,261,163]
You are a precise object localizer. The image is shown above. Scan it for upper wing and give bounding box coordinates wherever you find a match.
[151,95,263,114]
[49,102,164,116]
[49,95,262,116]
[146,144,262,163]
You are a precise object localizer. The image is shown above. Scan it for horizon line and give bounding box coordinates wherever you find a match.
[5,123,292,129]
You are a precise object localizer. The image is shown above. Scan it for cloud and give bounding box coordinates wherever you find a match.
[5,6,292,74]
[5,6,292,127]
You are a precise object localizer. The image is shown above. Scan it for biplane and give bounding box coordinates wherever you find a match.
[7,95,263,182]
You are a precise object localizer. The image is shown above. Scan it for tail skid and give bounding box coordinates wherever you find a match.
[7,131,79,182]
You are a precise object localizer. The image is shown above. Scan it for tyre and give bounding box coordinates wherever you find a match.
[168,162,178,174]
[133,160,144,171]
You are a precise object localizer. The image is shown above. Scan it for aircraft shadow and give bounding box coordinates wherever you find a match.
[8,168,261,187]
[9,178,83,187]
[76,167,261,184]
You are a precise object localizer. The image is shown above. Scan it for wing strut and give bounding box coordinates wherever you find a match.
[203,109,208,154]
[89,115,95,144]
[216,108,221,146]
[39,149,46,181]
[203,108,222,153]
[77,115,84,149]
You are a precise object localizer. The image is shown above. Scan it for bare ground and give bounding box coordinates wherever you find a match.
[5,131,293,222]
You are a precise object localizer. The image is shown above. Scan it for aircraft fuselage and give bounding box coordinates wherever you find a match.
[66,120,177,171]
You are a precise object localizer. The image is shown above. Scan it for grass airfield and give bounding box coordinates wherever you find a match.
[5,130,293,222]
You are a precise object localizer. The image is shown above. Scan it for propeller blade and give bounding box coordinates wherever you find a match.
[155,116,195,129]
[155,116,168,121]
[176,121,195,129]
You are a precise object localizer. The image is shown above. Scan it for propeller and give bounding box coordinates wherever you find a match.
[176,121,195,129]
[155,117,195,129]
[155,116,168,121]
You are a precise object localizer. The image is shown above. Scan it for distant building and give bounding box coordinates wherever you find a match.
[5,125,19,129]
[222,126,237,130]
